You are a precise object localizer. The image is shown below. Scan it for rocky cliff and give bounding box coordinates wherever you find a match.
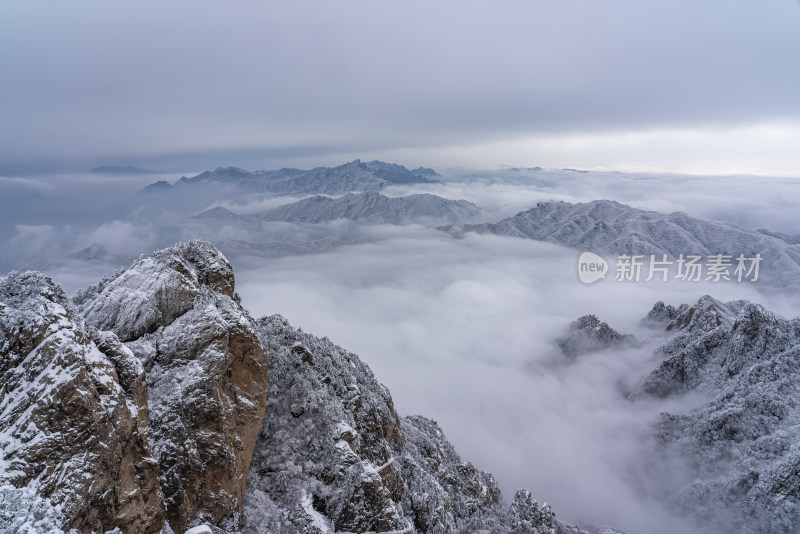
[1,241,586,534]
[1,242,268,533]
[638,296,800,534]
[75,241,268,533]
[242,314,586,534]
[564,296,800,534]
[0,271,164,533]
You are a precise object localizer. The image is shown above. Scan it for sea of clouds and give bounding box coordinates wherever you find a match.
[2,166,799,533]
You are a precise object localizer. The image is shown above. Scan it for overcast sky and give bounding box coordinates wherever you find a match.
[2,0,800,175]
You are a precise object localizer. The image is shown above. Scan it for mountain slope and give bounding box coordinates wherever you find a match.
[441,200,800,292]
[111,160,440,224]
[576,296,800,534]
[243,314,587,534]
[645,296,800,533]
[194,191,481,226]
[181,160,439,194]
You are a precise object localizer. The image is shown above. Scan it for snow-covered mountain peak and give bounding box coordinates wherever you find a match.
[75,240,235,342]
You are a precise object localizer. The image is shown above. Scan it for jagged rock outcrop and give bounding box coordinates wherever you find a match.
[639,296,748,397]
[555,314,638,359]
[640,301,688,327]
[76,241,268,533]
[242,314,587,534]
[76,241,236,342]
[0,271,164,533]
[636,296,800,533]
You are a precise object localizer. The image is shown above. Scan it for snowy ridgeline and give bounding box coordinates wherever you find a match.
[440,199,800,293]
[108,160,443,225]
[192,192,482,226]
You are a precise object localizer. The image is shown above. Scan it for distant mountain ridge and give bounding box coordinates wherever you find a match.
[440,199,800,293]
[194,191,481,226]
[110,160,441,224]
[177,159,439,195]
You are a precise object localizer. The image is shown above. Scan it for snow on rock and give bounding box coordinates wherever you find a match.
[554,314,639,359]
[77,241,268,533]
[242,314,407,534]
[639,295,749,397]
[0,484,68,534]
[641,301,688,327]
[635,296,800,533]
[6,240,592,533]
[556,295,800,533]
[75,240,235,342]
[0,271,164,533]
[181,160,440,196]
[242,314,588,534]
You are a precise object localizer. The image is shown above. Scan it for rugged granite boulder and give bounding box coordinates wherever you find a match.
[635,296,800,534]
[242,314,587,534]
[76,241,268,533]
[0,271,164,533]
[76,241,236,342]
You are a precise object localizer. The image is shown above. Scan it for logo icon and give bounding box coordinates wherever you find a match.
[577,252,608,284]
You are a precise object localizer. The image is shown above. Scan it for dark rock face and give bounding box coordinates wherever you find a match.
[637,296,800,533]
[78,241,268,533]
[242,314,587,534]
[0,271,164,533]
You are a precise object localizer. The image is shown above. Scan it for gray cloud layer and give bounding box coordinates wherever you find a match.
[3,164,800,533]
[2,1,800,173]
